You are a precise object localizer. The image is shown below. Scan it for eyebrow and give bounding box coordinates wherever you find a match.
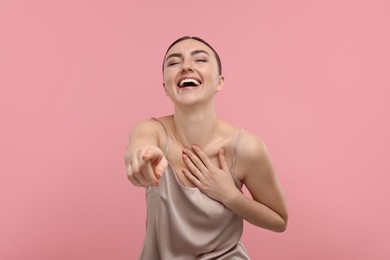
[165,49,210,62]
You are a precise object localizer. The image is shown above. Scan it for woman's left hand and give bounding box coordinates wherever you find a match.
[182,145,240,204]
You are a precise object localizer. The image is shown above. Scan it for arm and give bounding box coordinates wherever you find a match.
[125,119,168,187]
[223,133,288,232]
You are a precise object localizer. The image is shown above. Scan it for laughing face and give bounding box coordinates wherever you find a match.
[162,39,224,106]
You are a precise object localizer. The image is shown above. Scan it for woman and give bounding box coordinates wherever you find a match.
[125,36,288,259]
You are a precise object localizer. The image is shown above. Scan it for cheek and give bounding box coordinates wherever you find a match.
[163,78,176,95]
[208,72,221,85]
[163,71,176,84]
[164,79,175,89]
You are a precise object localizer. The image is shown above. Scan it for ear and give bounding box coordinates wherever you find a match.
[163,82,167,96]
[215,76,224,92]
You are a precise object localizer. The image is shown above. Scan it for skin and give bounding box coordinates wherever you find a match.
[125,39,288,232]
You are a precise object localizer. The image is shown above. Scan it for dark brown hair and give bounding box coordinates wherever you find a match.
[162,36,222,75]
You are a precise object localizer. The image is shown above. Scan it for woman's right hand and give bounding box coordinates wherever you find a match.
[126,146,168,187]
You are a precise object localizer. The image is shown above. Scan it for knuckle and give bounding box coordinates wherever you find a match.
[133,170,142,180]
[133,168,140,175]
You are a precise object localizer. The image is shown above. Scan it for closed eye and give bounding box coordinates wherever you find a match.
[196,59,207,62]
[167,62,180,66]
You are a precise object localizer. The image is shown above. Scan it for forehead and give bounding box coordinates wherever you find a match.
[165,39,213,56]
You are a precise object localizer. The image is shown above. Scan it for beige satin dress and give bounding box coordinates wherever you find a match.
[139,120,250,260]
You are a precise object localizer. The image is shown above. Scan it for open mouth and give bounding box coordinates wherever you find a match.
[177,78,202,88]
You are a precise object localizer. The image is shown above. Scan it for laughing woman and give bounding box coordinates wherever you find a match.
[125,36,288,260]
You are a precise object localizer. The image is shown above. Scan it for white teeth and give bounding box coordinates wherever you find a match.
[179,78,201,87]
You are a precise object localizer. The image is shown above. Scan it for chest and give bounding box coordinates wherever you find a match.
[165,142,235,188]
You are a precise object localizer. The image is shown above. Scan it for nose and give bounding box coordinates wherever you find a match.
[180,59,193,72]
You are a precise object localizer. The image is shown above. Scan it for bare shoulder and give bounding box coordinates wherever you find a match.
[235,129,273,179]
[128,116,171,143]
[239,130,269,161]
[129,118,158,138]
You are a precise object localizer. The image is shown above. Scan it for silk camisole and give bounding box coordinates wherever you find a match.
[139,119,250,260]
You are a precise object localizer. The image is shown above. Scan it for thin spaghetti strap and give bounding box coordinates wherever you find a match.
[231,128,245,175]
[151,118,170,156]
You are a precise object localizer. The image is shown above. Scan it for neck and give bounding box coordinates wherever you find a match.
[172,103,218,149]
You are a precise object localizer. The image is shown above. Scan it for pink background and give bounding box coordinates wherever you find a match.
[1,0,389,259]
